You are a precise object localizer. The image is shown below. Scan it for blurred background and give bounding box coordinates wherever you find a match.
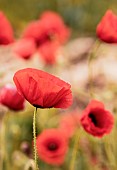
[1,0,117,170]
[0,0,117,37]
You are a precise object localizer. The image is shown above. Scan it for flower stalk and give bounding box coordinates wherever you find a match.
[0,112,10,170]
[33,107,39,170]
[69,129,82,170]
[88,39,101,98]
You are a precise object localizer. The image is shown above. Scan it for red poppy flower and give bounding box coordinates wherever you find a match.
[0,11,14,45]
[38,41,59,65]
[59,111,80,138]
[13,68,72,109]
[12,38,36,60]
[40,11,70,44]
[0,84,25,111]
[80,100,114,137]
[96,10,117,43]
[22,11,70,46]
[22,20,46,46]
[36,129,68,165]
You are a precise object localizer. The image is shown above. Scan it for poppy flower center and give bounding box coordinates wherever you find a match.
[48,142,58,151]
[33,104,44,108]
[47,32,56,41]
[89,113,99,127]
[33,104,53,109]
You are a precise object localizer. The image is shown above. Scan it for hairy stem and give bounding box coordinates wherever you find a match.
[33,107,39,170]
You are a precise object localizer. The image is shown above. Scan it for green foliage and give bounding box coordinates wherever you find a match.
[0,0,117,36]
[4,108,33,160]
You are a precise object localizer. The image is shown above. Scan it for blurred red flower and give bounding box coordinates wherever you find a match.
[38,41,59,65]
[13,68,72,109]
[12,38,36,60]
[22,20,45,46]
[0,84,25,111]
[40,11,70,44]
[22,11,70,46]
[0,11,14,45]
[36,129,68,165]
[96,10,117,43]
[59,111,80,138]
[80,100,114,137]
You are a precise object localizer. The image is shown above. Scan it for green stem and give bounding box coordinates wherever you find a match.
[103,137,116,170]
[0,112,11,170]
[88,39,101,98]
[69,129,82,170]
[33,107,39,170]
[0,115,5,170]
